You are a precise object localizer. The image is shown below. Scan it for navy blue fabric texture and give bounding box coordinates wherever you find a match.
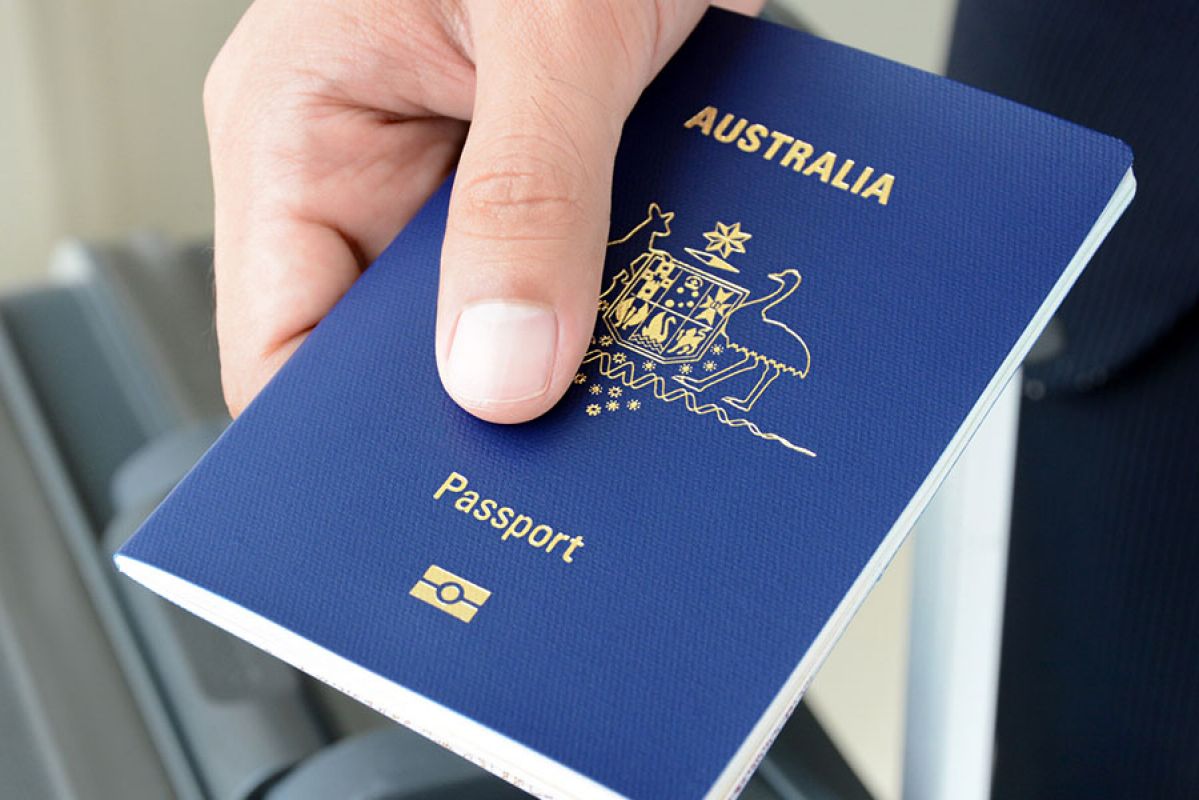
[119,11,1131,799]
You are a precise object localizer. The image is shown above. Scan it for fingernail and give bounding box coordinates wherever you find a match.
[445,301,557,406]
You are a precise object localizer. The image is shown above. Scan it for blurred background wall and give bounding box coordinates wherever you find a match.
[0,0,955,290]
[0,0,247,286]
[0,1,958,798]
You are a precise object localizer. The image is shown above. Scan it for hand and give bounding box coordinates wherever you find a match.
[205,0,762,423]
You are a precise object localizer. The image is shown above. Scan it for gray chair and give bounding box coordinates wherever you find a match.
[0,233,871,800]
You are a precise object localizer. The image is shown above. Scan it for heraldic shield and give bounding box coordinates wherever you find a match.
[602,253,748,366]
[580,201,815,458]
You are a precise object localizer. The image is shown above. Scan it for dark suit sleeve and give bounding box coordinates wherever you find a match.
[948,3,1199,798]
[949,0,1199,393]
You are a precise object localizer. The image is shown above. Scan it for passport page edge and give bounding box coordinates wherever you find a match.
[113,554,629,800]
[703,166,1136,800]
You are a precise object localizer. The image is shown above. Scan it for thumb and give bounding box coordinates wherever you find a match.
[436,4,703,424]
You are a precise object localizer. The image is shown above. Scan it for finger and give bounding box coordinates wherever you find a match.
[436,2,710,424]
[212,116,462,416]
[716,0,768,14]
[206,0,477,418]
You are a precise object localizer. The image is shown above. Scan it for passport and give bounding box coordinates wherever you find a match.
[115,9,1135,799]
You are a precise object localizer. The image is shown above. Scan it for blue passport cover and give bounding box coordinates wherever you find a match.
[117,10,1132,800]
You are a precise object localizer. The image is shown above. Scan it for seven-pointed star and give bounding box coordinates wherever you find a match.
[703,221,752,259]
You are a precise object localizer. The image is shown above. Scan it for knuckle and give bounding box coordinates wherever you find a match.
[592,1,658,77]
[215,322,260,419]
[529,0,656,69]
[219,348,275,419]
[202,45,241,139]
[219,368,250,419]
[201,60,224,123]
[455,141,589,239]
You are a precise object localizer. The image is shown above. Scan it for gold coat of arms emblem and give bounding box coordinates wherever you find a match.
[578,202,815,457]
[603,253,748,366]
